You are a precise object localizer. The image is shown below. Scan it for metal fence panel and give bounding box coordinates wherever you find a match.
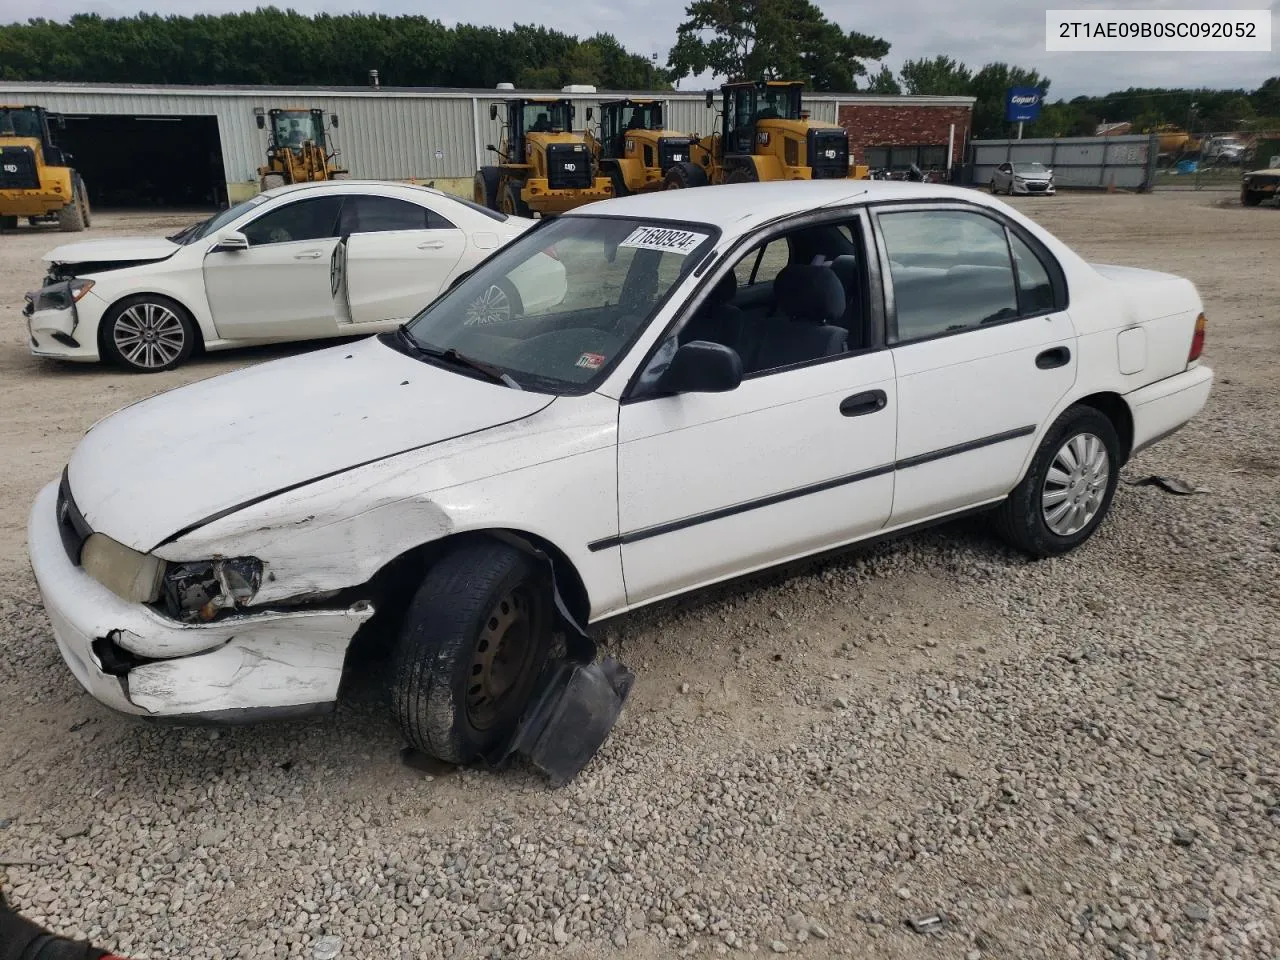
[969,135,1158,191]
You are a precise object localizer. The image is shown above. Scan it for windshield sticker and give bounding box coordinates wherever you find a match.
[618,226,709,255]
[575,352,607,370]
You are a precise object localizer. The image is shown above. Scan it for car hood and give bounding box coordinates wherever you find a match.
[43,236,181,267]
[67,336,554,552]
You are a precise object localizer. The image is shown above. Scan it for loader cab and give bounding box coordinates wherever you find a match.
[712,82,803,156]
[598,99,664,159]
[495,99,575,163]
[0,105,67,165]
[265,108,329,154]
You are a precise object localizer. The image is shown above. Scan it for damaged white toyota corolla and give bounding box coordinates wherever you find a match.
[29,180,1214,773]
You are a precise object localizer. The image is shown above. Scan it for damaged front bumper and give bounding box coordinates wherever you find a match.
[23,283,103,361]
[27,480,374,721]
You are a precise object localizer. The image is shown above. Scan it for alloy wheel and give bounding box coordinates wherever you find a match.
[113,302,185,369]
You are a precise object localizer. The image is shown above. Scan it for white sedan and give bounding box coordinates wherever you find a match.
[23,180,565,372]
[28,180,1213,769]
[990,161,1056,195]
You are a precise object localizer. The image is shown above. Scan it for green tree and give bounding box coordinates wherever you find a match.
[666,0,889,91]
[865,65,900,94]
[899,55,971,96]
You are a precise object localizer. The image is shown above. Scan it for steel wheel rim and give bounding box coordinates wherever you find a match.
[114,303,184,368]
[1042,432,1110,536]
[463,284,511,326]
[466,586,537,731]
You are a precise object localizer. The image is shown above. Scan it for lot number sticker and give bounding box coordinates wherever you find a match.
[619,226,708,255]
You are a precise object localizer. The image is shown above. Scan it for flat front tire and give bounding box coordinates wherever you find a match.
[992,405,1121,558]
[392,541,553,765]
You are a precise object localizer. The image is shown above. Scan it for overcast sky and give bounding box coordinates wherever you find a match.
[4,0,1276,98]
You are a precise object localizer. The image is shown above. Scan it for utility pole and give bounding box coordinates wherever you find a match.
[1017,121,1024,140]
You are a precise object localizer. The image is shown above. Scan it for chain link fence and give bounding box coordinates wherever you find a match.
[1153,130,1280,192]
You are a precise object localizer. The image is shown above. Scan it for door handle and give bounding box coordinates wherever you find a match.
[1036,346,1071,369]
[293,250,323,260]
[418,240,446,250]
[839,389,888,417]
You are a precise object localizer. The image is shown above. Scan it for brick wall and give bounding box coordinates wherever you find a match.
[838,104,972,168]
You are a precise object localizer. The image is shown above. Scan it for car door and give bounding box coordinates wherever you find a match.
[337,194,467,326]
[872,204,1077,527]
[614,216,896,606]
[994,162,1011,190]
[202,195,344,340]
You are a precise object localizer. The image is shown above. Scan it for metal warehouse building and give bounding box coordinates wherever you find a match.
[0,81,975,207]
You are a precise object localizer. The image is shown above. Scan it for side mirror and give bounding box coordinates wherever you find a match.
[56,116,67,130]
[586,107,594,121]
[705,91,714,108]
[656,341,742,394]
[330,114,339,127]
[486,143,498,153]
[489,104,499,121]
[255,114,265,130]
[210,231,250,253]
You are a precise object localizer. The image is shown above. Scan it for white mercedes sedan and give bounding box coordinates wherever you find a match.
[23,180,565,372]
[29,180,1213,769]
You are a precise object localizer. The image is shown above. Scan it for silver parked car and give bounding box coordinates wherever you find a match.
[990,161,1056,196]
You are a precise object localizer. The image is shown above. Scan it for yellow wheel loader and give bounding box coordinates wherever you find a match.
[0,105,90,232]
[474,98,612,217]
[585,99,700,195]
[663,81,867,189]
[255,108,349,191]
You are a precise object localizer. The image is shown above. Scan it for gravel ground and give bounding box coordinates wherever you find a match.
[0,192,1277,960]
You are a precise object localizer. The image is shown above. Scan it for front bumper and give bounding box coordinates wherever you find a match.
[24,287,105,361]
[27,479,374,721]
[1128,363,1214,456]
[1012,180,1055,195]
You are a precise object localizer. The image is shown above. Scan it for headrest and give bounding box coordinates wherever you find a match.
[709,270,737,306]
[829,255,859,284]
[774,264,845,322]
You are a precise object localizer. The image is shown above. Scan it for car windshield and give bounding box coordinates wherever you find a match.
[0,108,43,138]
[167,194,272,244]
[1014,162,1049,175]
[399,215,718,393]
[620,103,662,130]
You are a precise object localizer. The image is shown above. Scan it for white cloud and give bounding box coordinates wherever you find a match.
[2,0,1274,98]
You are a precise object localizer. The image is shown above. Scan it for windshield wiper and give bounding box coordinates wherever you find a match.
[395,325,522,389]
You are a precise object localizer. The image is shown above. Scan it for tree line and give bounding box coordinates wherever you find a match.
[1,2,1276,141]
[0,9,668,90]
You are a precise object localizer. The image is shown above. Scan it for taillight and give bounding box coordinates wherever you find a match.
[1188,312,1206,363]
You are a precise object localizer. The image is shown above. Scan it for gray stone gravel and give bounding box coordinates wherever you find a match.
[0,194,1277,960]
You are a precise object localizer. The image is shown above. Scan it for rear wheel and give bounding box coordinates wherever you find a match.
[501,182,531,217]
[259,173,286,192]
[474,166,501,210]
[56,180,87,233]
[1241,188,1263,207]
[392,541,553,764]
[463,276,522,327]
[725,164,758,184]
[609,168,630,198]
[0,215,16,231]
[100,294,198,372]
[989,179,998,193]
[992,405,1121,558]
[77,176,92,228]
[331,171,351,180]
[663,161,708,189]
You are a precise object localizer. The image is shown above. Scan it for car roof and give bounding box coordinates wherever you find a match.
[257,179,463,204]
[563,179,989,232]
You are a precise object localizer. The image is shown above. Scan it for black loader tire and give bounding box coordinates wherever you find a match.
[474,166,501,210]
[992,404,1122,558]
[663,161,708,189]
[392,540,553,765]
